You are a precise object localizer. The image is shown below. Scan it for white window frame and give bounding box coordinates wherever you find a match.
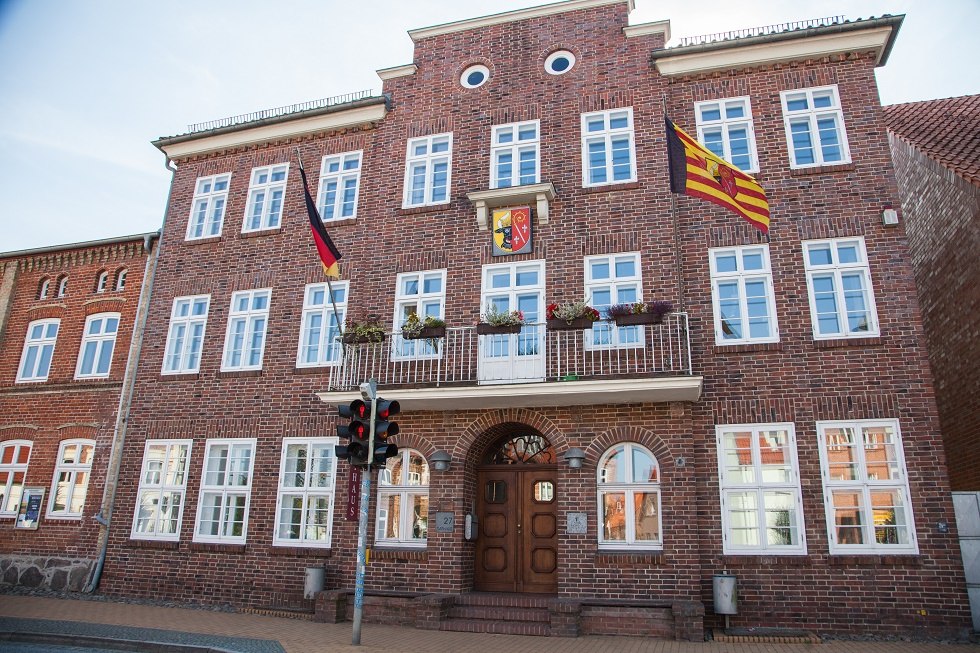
[274,437,338,548]
[780,85,851,169]
[56,277,67,298]
[376,448,429,548]
[716,423,806,555]
[47,439,95,519]
[96,271,109,293]
[38,278,50,300]
[296,282,348,368]
[186,173,231,240]
[817,419,918,554]
[74,312,120,379]
[0,440,32,516]
[242,164,288,233]
[17,318,60,383]
[402,133,453,208]
[597,442,662,550]
[580,108,637,187]
[317,151,362,221]
[392,270,446,361]
[162,295,211,375]
[115,269,127,291]
[709,245,780,345]
[221,289,271,372]
[584,252,644,350]
[193,438,256,544]
[803,237,879,340]
[695,96,759,173]
[130,440,192,541]
[490,120,540,189]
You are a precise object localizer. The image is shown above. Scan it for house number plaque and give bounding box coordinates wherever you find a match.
[435,512,455,533]
[566,512,588,534]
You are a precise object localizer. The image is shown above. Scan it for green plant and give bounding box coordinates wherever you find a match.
[546,300,601,324]
[401,313,446,338]
[481,304,525,326]
[344,317,387,342]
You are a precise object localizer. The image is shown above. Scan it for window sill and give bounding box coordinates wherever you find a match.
[582,181,641,194]
[594,550,664,567]
[127,538,180,550]
[188,542,247,554]
[789,163,855,177]
[239,227,282,239]
[269,545,334,557]
[398,204,452,217]
[828,554,920,566]
[184,236,223,246]
[813,336,882,349]
[217,369,263,378]
[371,547,428,562]
[710,341,783,354]
[159,372,201,381]
[0,380,123,394]
[322,217,357,228]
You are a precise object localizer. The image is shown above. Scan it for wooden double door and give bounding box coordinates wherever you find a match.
[474,466,558,593]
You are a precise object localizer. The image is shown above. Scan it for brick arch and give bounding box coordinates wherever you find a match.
[585,425,674,474]
[453,408,569,469]
[393,430,437,461]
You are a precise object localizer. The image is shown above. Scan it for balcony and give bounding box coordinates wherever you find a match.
[316,313,702,410]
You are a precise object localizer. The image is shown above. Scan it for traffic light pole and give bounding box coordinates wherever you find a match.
[351,380,377,646]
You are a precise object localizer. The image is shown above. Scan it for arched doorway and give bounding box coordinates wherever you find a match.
[474,429,558,593]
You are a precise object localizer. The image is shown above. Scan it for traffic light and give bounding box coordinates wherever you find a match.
[371,398,400,466]
[336,399,371,466]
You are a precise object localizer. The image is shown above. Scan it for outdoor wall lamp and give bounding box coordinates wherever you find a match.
[431,450,452,472]
[563,447,586,469]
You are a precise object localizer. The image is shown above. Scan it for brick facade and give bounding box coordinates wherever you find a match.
[0,235,154,591]
[885,114,980,491]
[93,0,969,639]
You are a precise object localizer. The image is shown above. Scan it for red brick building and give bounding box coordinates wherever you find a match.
[0,232,158,591]
[98,0,970,638]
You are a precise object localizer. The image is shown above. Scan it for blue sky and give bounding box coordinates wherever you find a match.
[0,0,977,252]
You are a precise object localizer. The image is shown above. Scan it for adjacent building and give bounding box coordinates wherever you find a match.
[0,232,157,590]
[87,0,970,639]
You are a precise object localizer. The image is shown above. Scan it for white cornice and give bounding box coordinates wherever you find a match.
[157,104,387,159]
[624,20,670,41]
[316,376,703,411]
[409,0,633,42]
[654,26,894,77]
[377,64,418,81]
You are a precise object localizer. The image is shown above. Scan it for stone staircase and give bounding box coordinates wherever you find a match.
[440,593,552,636]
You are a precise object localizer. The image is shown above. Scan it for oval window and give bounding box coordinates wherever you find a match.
[545,50,575,75]
[461,64,490,89]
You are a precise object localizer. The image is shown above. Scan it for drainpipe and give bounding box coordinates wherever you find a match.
[84,157,176,592]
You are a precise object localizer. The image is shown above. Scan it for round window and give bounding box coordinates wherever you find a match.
[545,50,576,75]
[460,64,490,89]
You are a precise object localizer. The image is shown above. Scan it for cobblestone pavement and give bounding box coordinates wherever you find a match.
[0,595,977,653]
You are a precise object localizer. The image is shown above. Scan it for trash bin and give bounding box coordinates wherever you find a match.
[712,573,737,615]
[304,566,325,599]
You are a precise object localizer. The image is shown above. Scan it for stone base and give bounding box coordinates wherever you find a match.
[0,556,94,592]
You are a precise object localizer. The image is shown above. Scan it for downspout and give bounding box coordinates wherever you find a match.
[84,156,176,592]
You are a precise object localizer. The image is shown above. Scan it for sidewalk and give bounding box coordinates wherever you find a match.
[0,594,977,653]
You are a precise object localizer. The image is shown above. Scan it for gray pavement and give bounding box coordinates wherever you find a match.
[0,594,978,653]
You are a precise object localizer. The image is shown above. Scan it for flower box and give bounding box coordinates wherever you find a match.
[547,317,597,331]
[402,326,446,340]
[613,313,664,326]
[476,323,522,335]
[342,333,387,344]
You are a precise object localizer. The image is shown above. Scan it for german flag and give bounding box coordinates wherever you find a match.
[666,117,770,234]
[299,165,342,278]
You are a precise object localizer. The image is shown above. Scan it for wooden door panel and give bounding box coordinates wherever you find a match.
[475,469,518,592]
[521,470,558,593]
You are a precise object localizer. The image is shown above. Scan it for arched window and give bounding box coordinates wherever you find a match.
[48,438,95,518]
[485,432,555,464]
[115,268,127,291]
[38,278,50,300]
[96,271,109,293]
[0,440,33,515]
[597,442,662,549]
[376,449,429,547]
[56,276,68,298]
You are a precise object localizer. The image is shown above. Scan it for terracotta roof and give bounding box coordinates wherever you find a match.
[883,94,980,187]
